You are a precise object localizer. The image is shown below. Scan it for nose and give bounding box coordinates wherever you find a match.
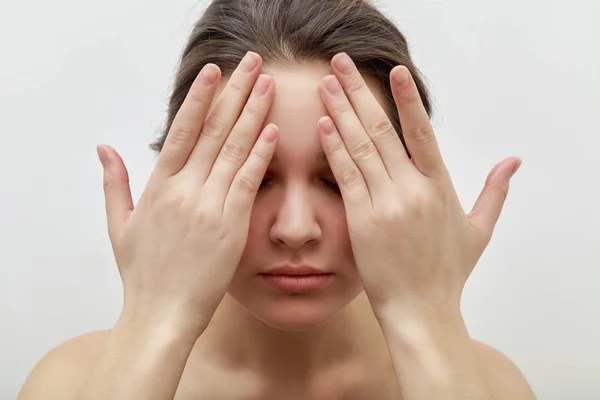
[269,187,322,250]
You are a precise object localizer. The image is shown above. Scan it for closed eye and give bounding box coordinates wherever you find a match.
[321,179,340,194]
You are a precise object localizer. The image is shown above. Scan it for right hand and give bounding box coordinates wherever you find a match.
[96,51,277,334]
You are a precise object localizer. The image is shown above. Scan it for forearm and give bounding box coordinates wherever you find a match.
[380,310,492,400]
[74,309,204,400]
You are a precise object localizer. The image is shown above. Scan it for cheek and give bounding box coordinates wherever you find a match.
[321,202,353,250]
[245,206,268,244]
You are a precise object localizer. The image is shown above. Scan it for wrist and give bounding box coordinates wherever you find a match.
[377,303,471,353]
[375,298,463,331]
[118,302,209,343]
[379,307,493,398]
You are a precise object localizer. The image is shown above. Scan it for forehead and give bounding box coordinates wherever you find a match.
[215,60,385,166]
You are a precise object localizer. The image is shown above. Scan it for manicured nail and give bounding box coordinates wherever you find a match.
[241,51,259,73]
[326,76,341,95]
[510,159,522,177]
[253,74,271,96]
[394,66,410,88]
[319,117,335,135]
[96,145,108,167]
[336,53,354,75]
[262,124,278,142]
[200,64,218,86]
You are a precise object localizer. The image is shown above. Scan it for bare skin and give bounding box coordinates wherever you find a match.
[18,293,532,399]
[18,55,536,399]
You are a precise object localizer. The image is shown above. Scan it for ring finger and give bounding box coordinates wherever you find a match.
[204,74,275,203]
[320,75,390,198]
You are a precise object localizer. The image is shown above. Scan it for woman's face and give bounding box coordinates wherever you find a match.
[221,61,387,331]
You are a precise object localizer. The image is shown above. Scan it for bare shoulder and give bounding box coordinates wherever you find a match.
[17,330,112,400]
[471,340,537,399]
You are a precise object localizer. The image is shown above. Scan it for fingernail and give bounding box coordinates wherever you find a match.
[510,159,522,177]
[319,117,335,135]
[241,51,259,73]
[253,74,270,96]
[262,124,278,142]
[394,66,410,88]
[96,145,108,167]
[326,76,341,95]
[200,64,218,86]
[336,53,354,75]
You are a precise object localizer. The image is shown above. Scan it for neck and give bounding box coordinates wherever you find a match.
[194,291,388,382]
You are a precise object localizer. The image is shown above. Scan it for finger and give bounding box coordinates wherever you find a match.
[320,74,390,198]
[205,74,274,203]
[317,116,371,211]
[97,145,134,242]
[223,124,279,218]
[467,158,521,246]
[182,51,263,180]
[331,53,410,180]
[153,63,221,179]
[390,65,446,179]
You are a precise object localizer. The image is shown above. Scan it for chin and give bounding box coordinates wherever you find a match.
[228,285,364,332]
[250,300,346,331]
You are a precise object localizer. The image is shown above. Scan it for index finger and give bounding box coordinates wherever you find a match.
[330,53,410,182]
[153,63,221,179]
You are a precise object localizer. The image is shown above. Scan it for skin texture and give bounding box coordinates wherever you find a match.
[17,54,537,400]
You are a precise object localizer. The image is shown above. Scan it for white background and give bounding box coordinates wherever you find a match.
[1,0,599,398]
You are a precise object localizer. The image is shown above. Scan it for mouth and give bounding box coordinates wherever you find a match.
[259,273,334,294]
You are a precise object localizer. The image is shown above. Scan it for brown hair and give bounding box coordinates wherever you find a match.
[149,0,433,155]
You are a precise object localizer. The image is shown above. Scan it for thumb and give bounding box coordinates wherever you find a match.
[467,157,522,246]
[96,145,134,241]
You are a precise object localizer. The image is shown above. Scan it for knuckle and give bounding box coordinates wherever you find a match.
[337,104,354,117]
[378,204,403,223]
[340,166,362,188]
[406,186,441,215]
[164,193,188,210]
[145,182,191,211]
[103,175,129,195]
[168,123,192,144]
[496,183,509,203]
[409,187,428,207]
[370,117,396,140]
[346,79,365,94]
[399,90,421,105]
[406,196,426,217]
[236,173,259,193]
[228,78,245,94]
[243,102,262,118]
[102,178,113,193]
[201,115,226,139]
[407,125,434,146]
[192,203,216,224]
[324,136,346,155]
[249,143,272,164]
[187,84,209,107]
[219,140,247,162]
[350,139,377,161]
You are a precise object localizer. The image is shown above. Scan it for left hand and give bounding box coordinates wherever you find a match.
[317,53,522,325]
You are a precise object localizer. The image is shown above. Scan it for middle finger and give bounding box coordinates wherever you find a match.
[320,74,390,198]
[204,73,275,202]
[182,51,263,181]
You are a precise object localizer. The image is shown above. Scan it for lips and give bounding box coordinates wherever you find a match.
[260,273,334,293]
[261,265,330,276]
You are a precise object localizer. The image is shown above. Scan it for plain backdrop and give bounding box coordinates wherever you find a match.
[1,0,599,398]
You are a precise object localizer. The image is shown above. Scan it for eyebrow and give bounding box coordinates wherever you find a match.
[271,149,329,165]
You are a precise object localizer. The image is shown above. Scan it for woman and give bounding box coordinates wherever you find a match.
[18,0,536,398]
